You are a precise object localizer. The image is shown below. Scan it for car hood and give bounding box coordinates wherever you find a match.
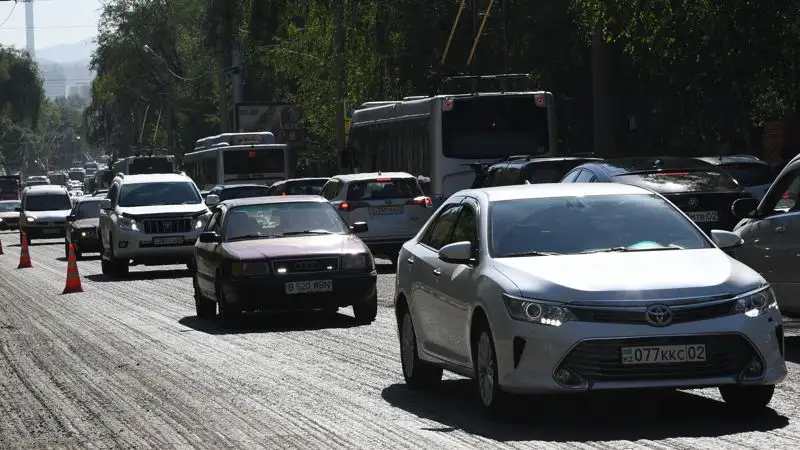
[24,210,71,221]
[221,234,367,260]
[120,204,208,217]
[0,211,19,219]
[492,249,764,303]
[72,218,99,229]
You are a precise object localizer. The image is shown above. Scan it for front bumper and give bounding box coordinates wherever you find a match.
[20,223,66,239]
[69,230,101,253]
[112,227,201,264]
[491,308,786,394]
[223,271,377,312]
[0,218,18,230]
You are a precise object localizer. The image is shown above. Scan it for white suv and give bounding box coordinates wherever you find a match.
[99,173,211,277]
[320,172,433,264]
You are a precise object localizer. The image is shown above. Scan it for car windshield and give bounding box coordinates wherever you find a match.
[225,202,349,240]
[118,182,201,207]
[346,178,423,201]
[75,201,102,219]
[24,194,71,211]
[490,194,712,257]
[0,201,20,212]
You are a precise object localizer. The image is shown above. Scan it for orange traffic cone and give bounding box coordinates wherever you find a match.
[62,244,83,294]
[17,232,31,268]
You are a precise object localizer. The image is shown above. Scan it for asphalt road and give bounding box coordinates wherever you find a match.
[0,231,799,449]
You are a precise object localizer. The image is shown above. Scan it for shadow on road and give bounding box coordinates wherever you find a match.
[56,255,101,262]
[381,380,788,442]
[86,269,191,282]
[179,310,362,335]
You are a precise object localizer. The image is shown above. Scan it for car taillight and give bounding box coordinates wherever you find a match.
[406,196,432,207]
[334,201,367,211]
[337,201,351,211]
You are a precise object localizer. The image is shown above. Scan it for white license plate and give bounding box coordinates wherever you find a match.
[153,236,184,246]
[686,211,718,223]
[43,228,60,234]
[371,206,404,215]
[285,280,333,295]
[621,344,706,365]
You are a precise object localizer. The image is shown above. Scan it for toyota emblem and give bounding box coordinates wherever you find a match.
[645,304,673,326]
[294,261,319,270]
[688,197,699,208]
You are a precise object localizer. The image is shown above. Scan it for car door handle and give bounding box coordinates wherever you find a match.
[406,257,415,265]
[775,226,786,233]
[432,268,442,277]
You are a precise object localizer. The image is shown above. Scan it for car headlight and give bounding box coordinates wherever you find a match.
[119,216,138,231]
[503,293,576,327]
[341,253,373,271]
[26,216,35,223]
[733,286,778,317]
[195,214,210,230]
[75,228,94,238]
[231,261,271,277]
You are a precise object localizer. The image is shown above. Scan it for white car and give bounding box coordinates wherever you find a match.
[320,172,433,264]
[394,182,786,414]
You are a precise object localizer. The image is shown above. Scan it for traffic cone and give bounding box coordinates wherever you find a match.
[17,232,31,268]
[62,244,83,294]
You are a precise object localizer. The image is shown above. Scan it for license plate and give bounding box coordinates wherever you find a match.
[371,206,403,215]
[43,228,60,234]
[285,280,333,294]
[686,211,718,223]
[153,236,184,246]
[621,344,706,365]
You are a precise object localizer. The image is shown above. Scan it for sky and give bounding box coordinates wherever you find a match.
[0,0,101,51]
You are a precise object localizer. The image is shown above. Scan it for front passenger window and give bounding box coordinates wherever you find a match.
[422,206,462,250]
[448,207,478,251]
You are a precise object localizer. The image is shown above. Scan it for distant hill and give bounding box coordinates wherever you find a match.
[35,38,96,64]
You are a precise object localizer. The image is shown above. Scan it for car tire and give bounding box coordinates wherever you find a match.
[473,323,510,416]
[193,274,216,319]
[101,258,113,275]
[399,308,442,389]
[108,234,129,277]
[353,293,378,324]
[216,280,241,324]
[719,384,775,410]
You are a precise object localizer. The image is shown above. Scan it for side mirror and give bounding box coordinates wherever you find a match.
[66,215,76,222]
[205,194,220,207]
[99,199,112,210]
[710,230,744,250]
[350,221,368,233]
[198,231,221,243]
[731,197,759,219]
[438,241,474,264]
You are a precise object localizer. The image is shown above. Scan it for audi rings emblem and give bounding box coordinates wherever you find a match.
[645,304,673,327]
[688,197,699,208]
[294,261,319,271]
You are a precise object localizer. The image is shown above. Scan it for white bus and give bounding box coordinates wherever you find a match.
[345,90,558,204]
[183,132,292,190]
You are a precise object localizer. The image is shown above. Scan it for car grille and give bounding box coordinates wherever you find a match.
[271,257,339,274]
[570,299,736,325]
[558,334,756,383]
[142,218,193,234]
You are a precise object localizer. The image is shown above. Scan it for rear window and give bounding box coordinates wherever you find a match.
[613,170,741,193]
[524,160,593,184]
[68,171,85,182]
[286,180,327,195]
[346,178,424,201]
[219,186,271,201]
[719,164,776,187]
[75,201,102,219]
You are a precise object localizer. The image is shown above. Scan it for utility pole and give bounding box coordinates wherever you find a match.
[592,22,614,157]
[217,42,230,133]
[333,0,347,159]
[231,43,244,131]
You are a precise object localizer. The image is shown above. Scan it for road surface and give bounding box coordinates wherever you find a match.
[0,231,798,449]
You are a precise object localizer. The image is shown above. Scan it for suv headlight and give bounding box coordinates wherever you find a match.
[503,293,576,327]
[231,261,271,277]
[733,286,778,317]
[341,253,373,271]
[119,216,138,231]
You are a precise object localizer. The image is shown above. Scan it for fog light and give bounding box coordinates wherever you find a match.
[555,368,571,383]
[118,241,128,248]
[554,367,588,388]
[740,358,764,380]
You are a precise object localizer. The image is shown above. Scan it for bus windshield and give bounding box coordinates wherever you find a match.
[224,148,284,175]
[441,95,550,159]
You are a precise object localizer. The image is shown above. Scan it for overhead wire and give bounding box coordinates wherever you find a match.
[0,1,18,30]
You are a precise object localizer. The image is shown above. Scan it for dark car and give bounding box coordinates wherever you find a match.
[0,200,21,230]
[206,184,271,204]
[478,156,604,188]
[561,157,750,233]
[695,155,776,200]
[193,195,378,324]
[267,177,330,196]
[65,196,104,259]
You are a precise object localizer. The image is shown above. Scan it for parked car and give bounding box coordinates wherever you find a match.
[193,195,378,324]
[65,196,104,259]
[561,157,751,233]
[395,182,785,414]
[267,177,330,196]
[0,200,21,230]
[696,155,776,200]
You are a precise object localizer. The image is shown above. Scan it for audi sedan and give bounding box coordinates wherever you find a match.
[193,195,378,324]
[394,182,786,414]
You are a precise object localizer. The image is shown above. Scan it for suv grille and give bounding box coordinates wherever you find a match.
[142,218,193,234]
[558,334,756,383]
[271,257,339,274]
[570,300,736,325]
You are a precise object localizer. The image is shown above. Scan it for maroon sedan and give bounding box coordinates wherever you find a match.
[193,195,378,324]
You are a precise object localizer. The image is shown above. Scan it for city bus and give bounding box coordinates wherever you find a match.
[183,132,293,190]
[344,90,558,204]
[0,174,21,200]
[112,155,176,175]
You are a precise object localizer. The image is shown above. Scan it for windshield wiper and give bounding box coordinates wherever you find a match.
[281,230,334,236]
[228,233,281,240]
[502,251,562,257]
[580,246,681,254]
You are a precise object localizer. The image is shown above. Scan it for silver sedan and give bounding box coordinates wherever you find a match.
[394,182,786,414]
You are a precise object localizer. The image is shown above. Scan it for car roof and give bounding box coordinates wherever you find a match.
[272,177,330,184]
[333,172,415,182]
[222,195,329,208]
[118,173,189,184]
[589,157,718,176]
[494,157,604,167]
[459,182,651,202]
[24,185,67,195]
[695,155,769,166]
[213,184,270,190]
